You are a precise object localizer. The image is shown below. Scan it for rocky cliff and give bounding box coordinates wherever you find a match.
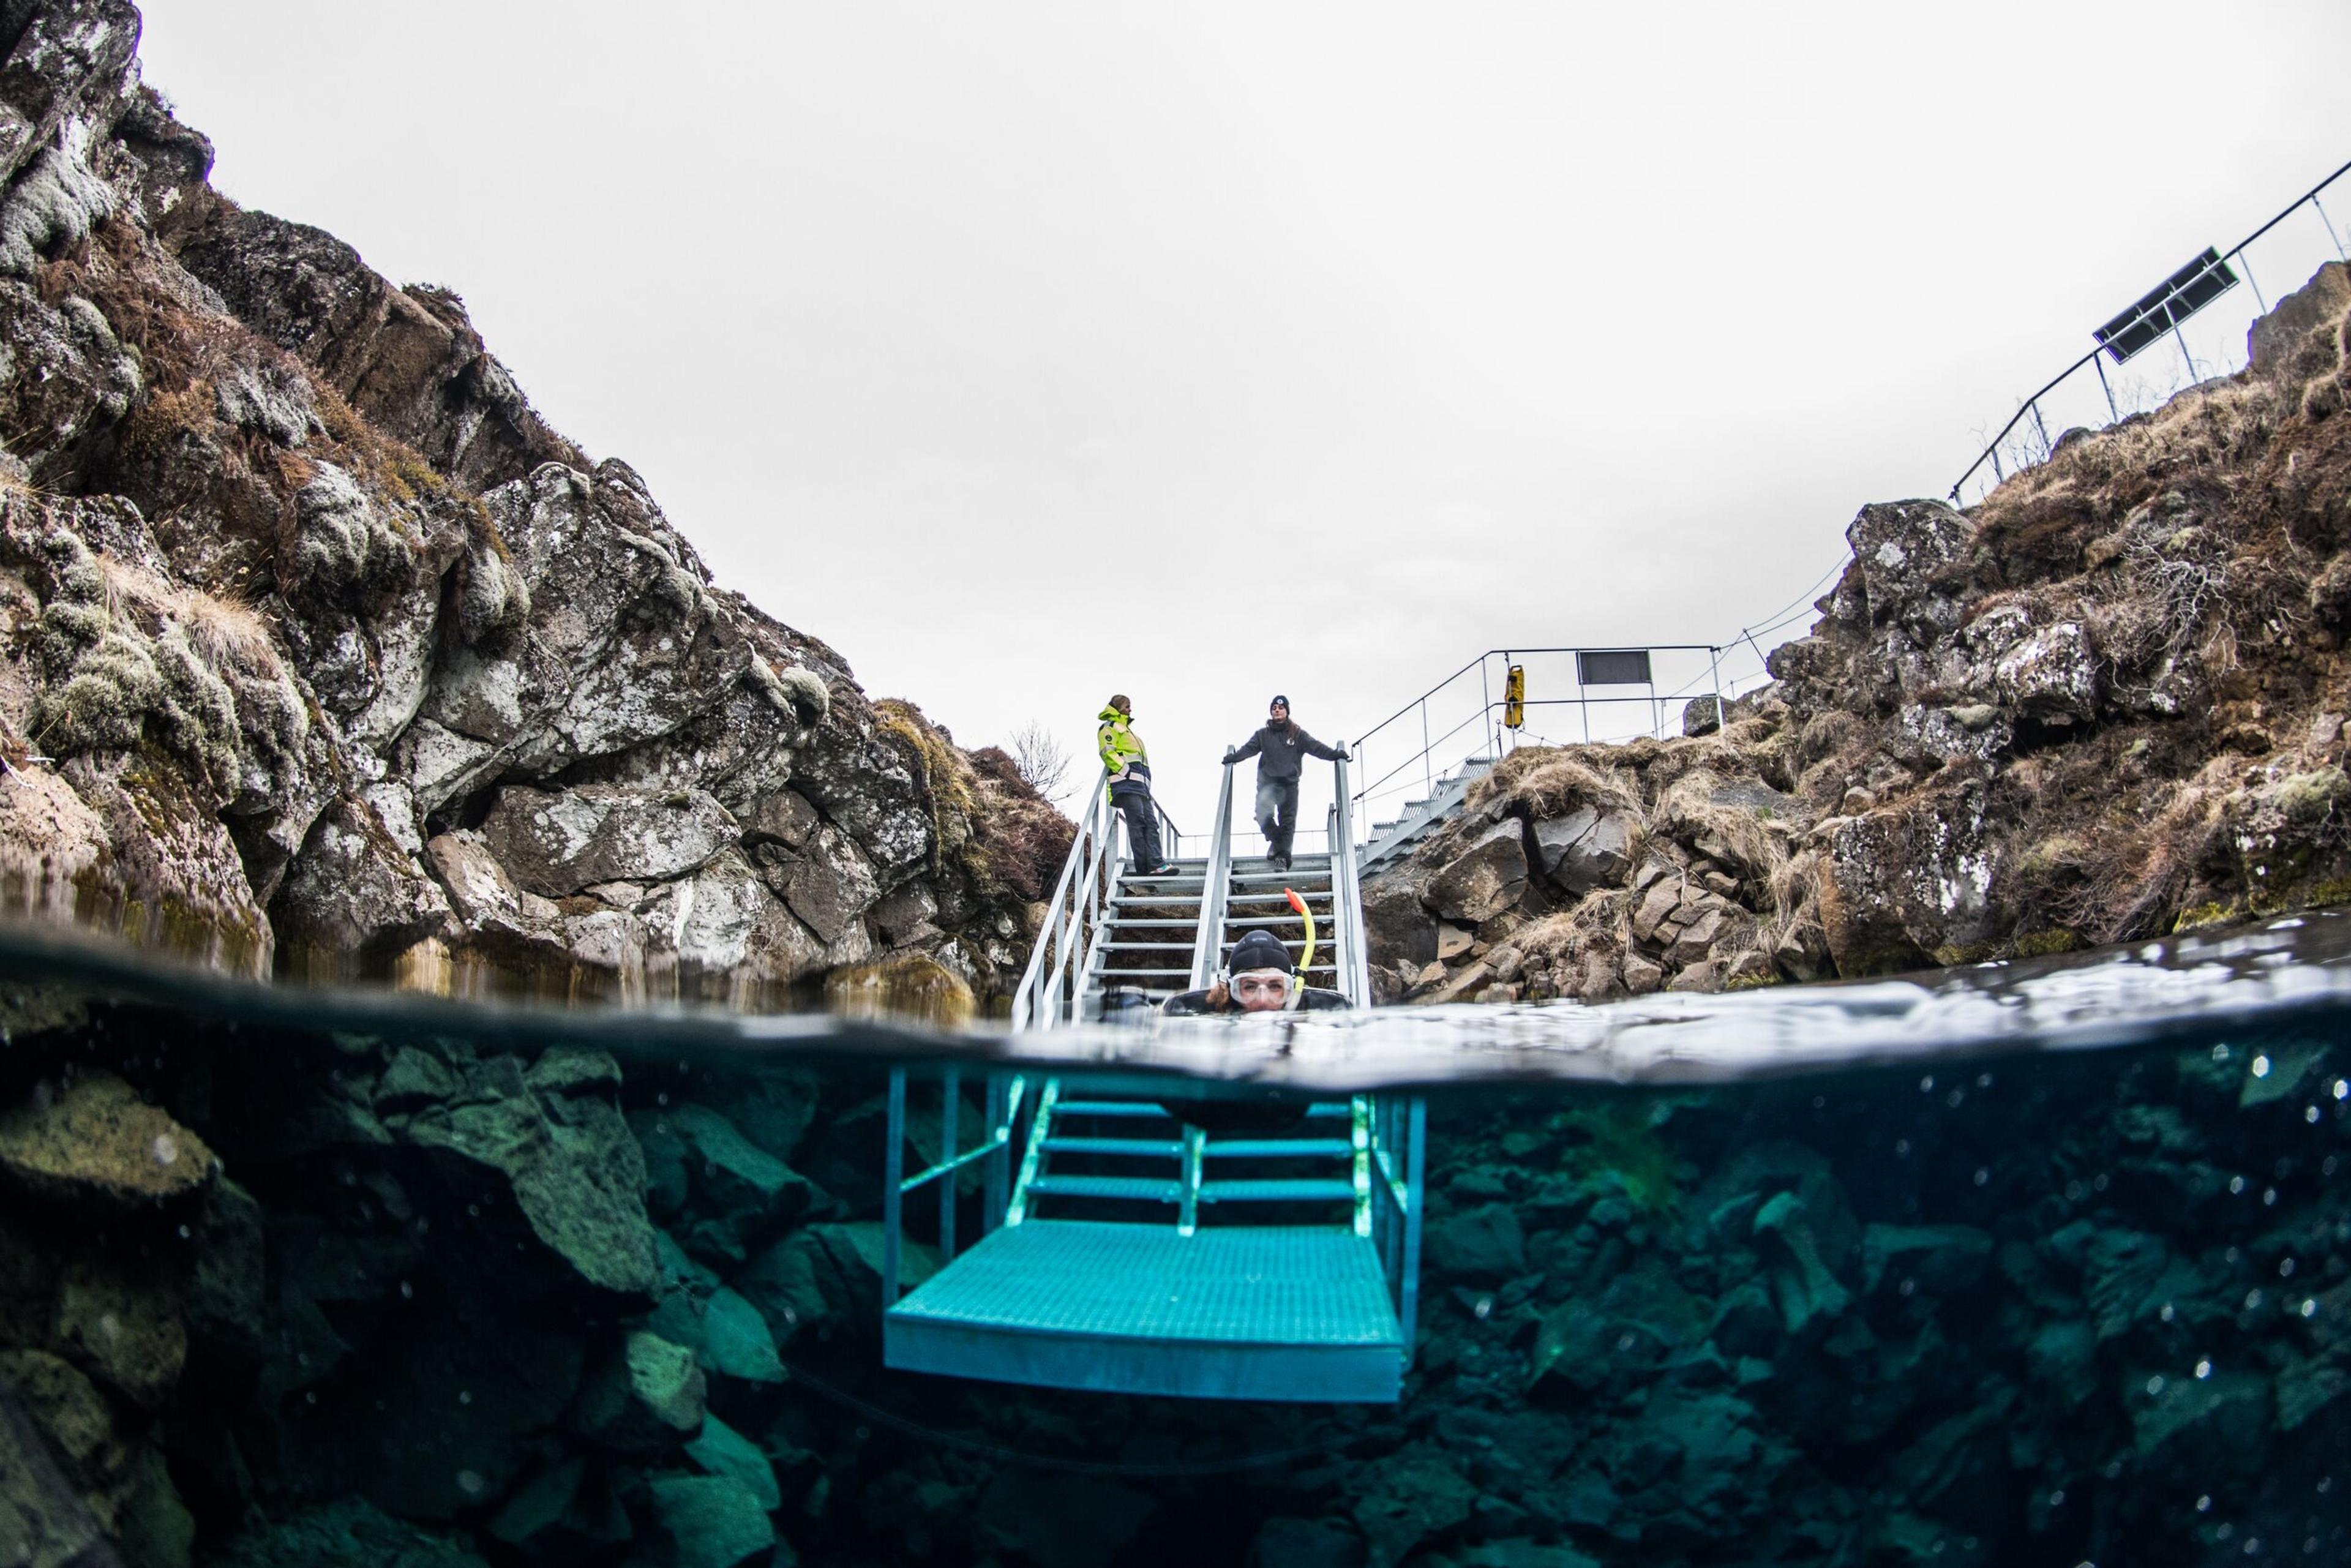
[1371,262,2351,1005]
[0,0,1067,1004]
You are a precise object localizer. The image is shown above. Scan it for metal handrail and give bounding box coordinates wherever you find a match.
[1012,767,1122,1030]
[1948,153,2351,505]
[1188,762,1237,988]
[1328,756,1373,1005]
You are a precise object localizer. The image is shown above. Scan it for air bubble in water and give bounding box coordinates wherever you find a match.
[1472,1297,1491,1320]
[2161,1303,2176,1322]
[1920,1075,1934,1092]
[2310,1106,2323,1124]
[2214,1044,2232,1062]
[151,1135,177,1166]
[2199,1496,2214,1512]
[457,1390,472,1406]
[2281,1258,2298,1277]
[2231,1176,2248,1195]
[400,1281,413,1300]
[2247,1289,2266,1310]
[1973,1168,1989,1187]
[2196,1359,2213,1379]
[457,1469,484,1496]
[2146,1375,2166,1395]
[2254,1055,2273,1078]
[2303,1299,2319,1318]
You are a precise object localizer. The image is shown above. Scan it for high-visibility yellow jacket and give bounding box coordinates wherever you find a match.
[1097,707,1152,797]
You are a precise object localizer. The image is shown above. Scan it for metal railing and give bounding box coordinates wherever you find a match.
[1367,1093,1425,1359]
[1326,757,1373,1004]
[1949,155,2351,508]
[882,1068,1023,1309]
[1347,643,1782,838]
[1009,767,1177,1030]
[1188,762,1238,989]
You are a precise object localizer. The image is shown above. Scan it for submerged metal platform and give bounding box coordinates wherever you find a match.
[884,1218,1403,1401]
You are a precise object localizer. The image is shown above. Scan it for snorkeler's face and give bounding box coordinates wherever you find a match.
[1230,969,1292,1011]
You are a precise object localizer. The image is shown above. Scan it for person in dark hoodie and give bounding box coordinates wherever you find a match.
[1222,695,1348,870]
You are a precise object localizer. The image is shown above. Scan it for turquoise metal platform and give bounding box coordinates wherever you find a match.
[877,756,1425,1403]
[885,1220,1403,1400]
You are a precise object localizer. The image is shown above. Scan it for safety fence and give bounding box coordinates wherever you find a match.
[1344,155,2351,844]
[1347,638,1787,833]
[1949,156,2351,509]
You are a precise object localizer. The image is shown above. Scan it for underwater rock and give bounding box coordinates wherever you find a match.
[203,1497,493,1568]
[402,1049,658,1299]
[571,1330,705,1457]
[1859,1224,1992,1296]
[684,1412,782,1512]
[1250,1516,1368,1568]
[1425,1203,1528,1281]
[975,1468,1152,1568]
[1752,1191,1851,1334]
[1350,1449,1478,1568]
[0,1073,214,1215]
[643,1472,781,1568]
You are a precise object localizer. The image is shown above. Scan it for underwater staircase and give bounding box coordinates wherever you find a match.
[880,757,1425,1402]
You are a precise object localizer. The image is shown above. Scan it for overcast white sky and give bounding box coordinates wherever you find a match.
[139,2,2351,836]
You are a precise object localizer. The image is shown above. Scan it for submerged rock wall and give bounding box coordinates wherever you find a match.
[1373,263,2351,1005]
[2,994,2349,1566]
[0,0,1069,999]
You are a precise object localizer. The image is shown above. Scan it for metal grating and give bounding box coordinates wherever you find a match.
[888,1220,1400,1347]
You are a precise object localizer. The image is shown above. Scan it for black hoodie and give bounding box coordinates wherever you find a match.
[1228,719,1342,783]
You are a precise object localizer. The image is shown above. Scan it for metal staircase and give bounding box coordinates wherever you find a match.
[1359,752,1497,874]
[878,757,1424,1402]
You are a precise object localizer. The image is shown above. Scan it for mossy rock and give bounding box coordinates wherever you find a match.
[0,1072,215,1214]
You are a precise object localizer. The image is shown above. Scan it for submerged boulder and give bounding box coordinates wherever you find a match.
[0,1073,214,1214]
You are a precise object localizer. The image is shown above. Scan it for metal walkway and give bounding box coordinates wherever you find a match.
[880,757,1425,1402]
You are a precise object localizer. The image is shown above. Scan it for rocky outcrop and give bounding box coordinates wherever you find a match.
[0,0,1069,1000]
[1374,260,2351,1002]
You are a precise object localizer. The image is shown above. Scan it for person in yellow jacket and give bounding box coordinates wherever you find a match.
[1097,694,1179,877]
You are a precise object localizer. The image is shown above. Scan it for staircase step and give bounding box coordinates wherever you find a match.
[1056,1101,1178,1118]
[1044,1137,1184,1157]
[1199,1179,1355,1203]
[1029,1175,1183,1202]
[1203,1139,1354,1159]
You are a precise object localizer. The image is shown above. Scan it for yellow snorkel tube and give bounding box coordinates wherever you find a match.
[1284,888,1315,1009]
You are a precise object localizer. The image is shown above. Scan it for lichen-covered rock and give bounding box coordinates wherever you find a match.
[0,3,1064,1002]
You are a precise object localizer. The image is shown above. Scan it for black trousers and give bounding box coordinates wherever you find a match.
[1254,776,1300,859]
[1114,790,1164,869]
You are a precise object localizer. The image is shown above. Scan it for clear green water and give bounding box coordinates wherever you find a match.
[1,918,2348,1567]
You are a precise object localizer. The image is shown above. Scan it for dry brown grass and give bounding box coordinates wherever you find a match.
[1469,745,1645,822]
[1651,767,1790,883]
[94,554,277,672]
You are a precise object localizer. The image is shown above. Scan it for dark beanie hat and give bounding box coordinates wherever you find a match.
[1226,929,1295,975]
[1270,694,1289,708]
